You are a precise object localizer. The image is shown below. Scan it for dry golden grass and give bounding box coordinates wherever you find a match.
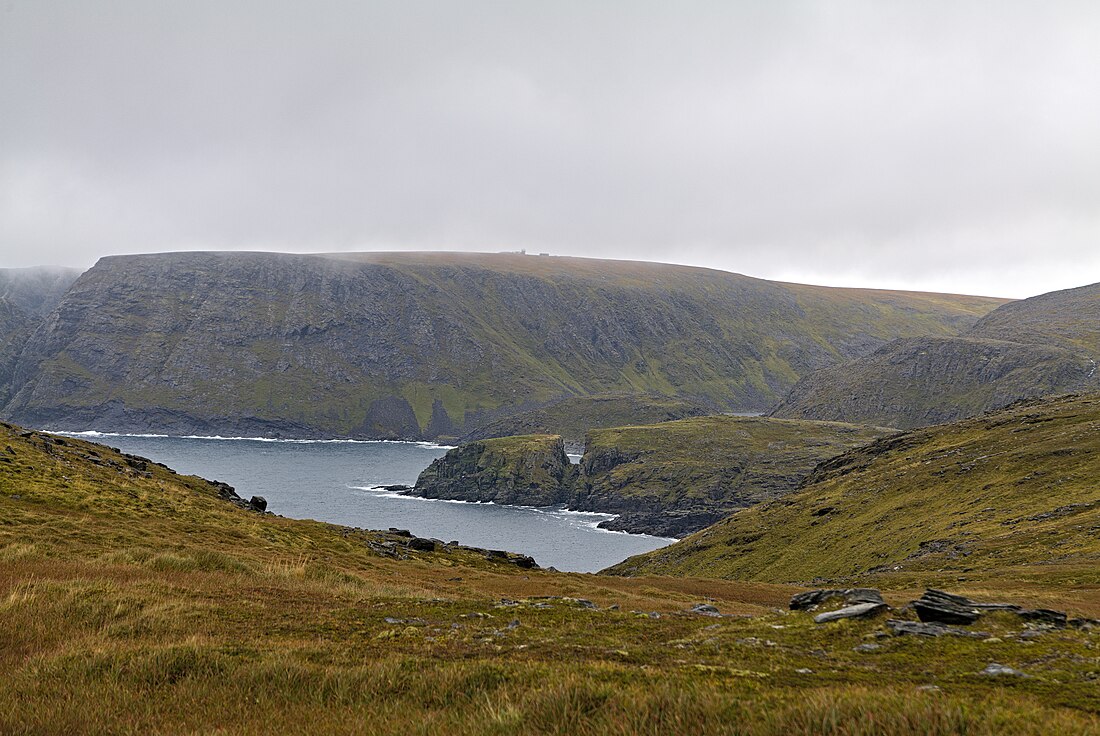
[2,423,1098,734]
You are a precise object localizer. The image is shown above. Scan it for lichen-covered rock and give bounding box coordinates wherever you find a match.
[790,588,885,611]
[813,602,888,623]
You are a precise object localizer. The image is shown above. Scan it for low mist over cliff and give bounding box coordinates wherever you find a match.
[1,251,1004,439]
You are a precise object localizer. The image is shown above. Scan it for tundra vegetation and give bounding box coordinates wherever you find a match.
[2,410,1099,734]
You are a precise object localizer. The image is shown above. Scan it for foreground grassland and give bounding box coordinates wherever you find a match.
[1,423,1098,734]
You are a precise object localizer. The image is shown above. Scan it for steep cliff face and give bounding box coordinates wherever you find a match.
[412,434,577,506]
[771,282,1100,429]
[2,251,1004,437]
[0,267,82,408]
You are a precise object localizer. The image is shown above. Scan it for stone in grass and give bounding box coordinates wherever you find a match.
[913,589,981,625]
[690,603,721,616]
[980,662,1028,678]
[407,537,438,552]
[886,619,989,639]
[790,588,885,611]
[249,495,267,512]
[813,602,888,624]
[853,643,881,653]
[1018,608,1068,627]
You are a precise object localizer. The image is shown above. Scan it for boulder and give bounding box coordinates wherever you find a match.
[1018,608,1068,627]
[886,619,989,639]
[980,662,1028,677]
[690,603,721,616]
[813,602,888,623]
[249,495,267,512]
[912,589,980,625]
[406,537,437,552]
[791,588,885,611]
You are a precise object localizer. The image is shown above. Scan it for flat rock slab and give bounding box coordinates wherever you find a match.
[690,603,721,616]
[887,619,989,639]
[813,602,889,623]
[913,589,981,625]
[791,588,885,611]
[980,662,1028,677]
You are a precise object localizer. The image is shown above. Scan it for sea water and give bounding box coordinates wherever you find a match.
[59,432,673,572]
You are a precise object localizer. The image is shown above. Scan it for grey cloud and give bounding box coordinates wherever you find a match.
[1,1,1098,297]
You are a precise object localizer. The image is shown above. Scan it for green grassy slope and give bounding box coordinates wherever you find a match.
[3,422,1100,733]
[772,282,1100,429]
[2,251,1006,439]
[456,393,712,449]
[574,416,891,536]
[608,394,1100,592]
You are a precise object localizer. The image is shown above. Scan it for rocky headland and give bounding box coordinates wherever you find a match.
[409,416,891,537]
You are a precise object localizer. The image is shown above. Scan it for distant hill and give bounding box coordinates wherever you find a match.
[772,282,1100,428]
[607,393,1100,587]
[0,266,82,407]
[1,251,1004,438]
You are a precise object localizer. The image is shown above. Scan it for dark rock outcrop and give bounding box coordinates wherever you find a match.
[886,620,989,639]
[791,588,885,611]
[411,434,577,507]
[913,590,982,625]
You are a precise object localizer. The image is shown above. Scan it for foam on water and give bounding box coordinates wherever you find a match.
[55,430,453,449]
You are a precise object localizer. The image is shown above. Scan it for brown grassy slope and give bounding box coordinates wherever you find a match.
[608,394,1100,599]
[3,422,1099,734]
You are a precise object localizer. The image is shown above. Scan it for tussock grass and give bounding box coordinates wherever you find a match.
[1,422,1098,733]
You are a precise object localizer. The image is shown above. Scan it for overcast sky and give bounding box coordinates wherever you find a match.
[2,2,1098,298]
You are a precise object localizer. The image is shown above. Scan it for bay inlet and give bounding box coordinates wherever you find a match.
[58,432,673,572]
